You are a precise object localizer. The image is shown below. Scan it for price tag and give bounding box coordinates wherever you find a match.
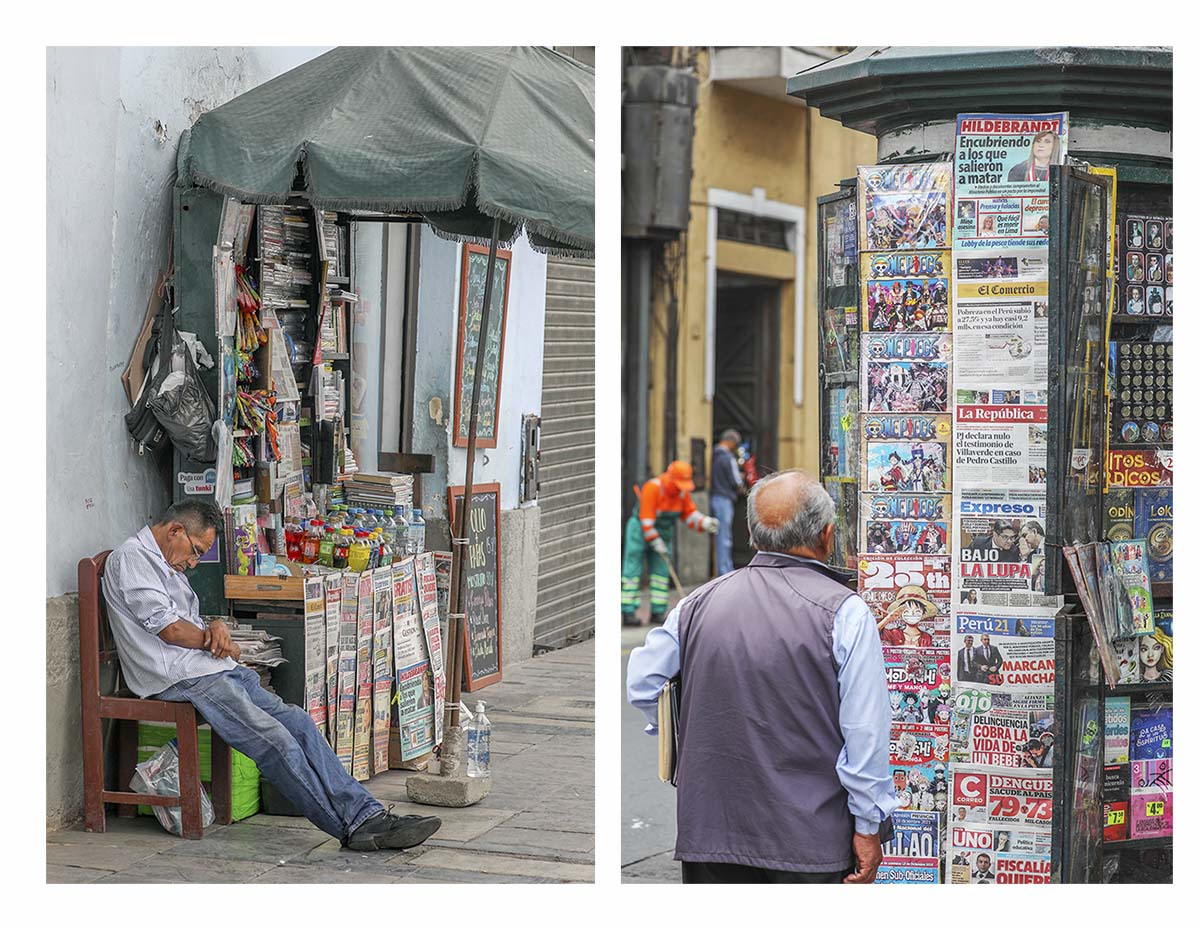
[1145,801,1165,818]
[1105,808,1126,827]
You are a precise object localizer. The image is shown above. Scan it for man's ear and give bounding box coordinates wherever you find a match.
[821,523,835,555]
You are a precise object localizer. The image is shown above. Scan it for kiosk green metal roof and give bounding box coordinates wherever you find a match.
[787,46,1172,138]
[178,46,595,256]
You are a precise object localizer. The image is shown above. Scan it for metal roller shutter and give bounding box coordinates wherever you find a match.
[535,255,596,649]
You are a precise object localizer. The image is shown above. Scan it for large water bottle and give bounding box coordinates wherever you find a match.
[408,508,426,555]
[467,701,491,778]
[393,509,410,559]
[381,509,398,548]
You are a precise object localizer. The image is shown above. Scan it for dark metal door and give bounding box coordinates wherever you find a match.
[714,283,779,567]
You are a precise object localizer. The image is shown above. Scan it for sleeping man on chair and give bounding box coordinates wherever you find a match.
[101,499,441,851]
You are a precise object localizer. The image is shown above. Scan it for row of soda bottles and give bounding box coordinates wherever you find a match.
[284,497,426,573]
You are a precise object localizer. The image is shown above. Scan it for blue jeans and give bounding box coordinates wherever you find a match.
[712,494,735,576]
[154,665,383,841]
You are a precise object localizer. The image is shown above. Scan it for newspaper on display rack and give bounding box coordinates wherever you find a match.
[950,611,1056,696]
[948,823,1051,884]
[954,489,1059,608]
[952,112,1068,251]
[953,389,1048,488]
[950,707,1056,769]
[950,767,1053,833]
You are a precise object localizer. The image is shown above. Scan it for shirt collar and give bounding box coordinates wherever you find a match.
[136,525,178,574]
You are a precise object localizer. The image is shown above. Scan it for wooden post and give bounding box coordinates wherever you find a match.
[443,217,502,747]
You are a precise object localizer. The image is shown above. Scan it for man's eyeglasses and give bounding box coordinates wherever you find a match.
[998,532,1018,541]
[182,529,208,561]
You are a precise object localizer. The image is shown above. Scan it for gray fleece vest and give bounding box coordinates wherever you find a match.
[675,551,856,872]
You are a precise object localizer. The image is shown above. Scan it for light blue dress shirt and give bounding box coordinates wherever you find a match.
[626,554,899,834]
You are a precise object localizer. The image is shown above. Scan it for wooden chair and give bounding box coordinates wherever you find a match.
[78,551,232,839]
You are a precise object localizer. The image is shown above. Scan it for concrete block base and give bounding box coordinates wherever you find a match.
[406,774,492,808]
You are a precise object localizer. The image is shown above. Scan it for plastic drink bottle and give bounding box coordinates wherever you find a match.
[393,509,410,558]
[381,510,398,548]
[347,530,371,572]
[302,519,324,564]
[467,701,491,777]
[332,528,351,569]
[408,509,426,555]
[284,517,303,561]
[379,535,393,567]
[318,523,336,567]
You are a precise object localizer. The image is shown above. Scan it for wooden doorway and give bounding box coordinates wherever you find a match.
[713,277,780,568]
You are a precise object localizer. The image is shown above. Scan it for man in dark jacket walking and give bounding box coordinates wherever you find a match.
[627,469,897,883]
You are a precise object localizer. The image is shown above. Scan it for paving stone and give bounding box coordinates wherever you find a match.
[404,848,594,882]
[397,868,555,884]
[251,863,409,883]
[46,838,164,872]
[47,864,115,883]
[502,809,593,834]
[477,825,594,854]
[95,854,276,883]
[239,813,324,832]
[165,822,327,864]
[47,818,197,851]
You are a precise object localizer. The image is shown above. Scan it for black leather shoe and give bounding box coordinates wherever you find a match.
[649,612,665,626]
[344,808,442,851]
[621,612,641,627]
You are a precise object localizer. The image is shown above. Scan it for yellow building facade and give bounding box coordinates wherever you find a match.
[645,48,876,485]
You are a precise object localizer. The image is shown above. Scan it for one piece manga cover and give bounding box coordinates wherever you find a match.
[858,163,950,251]
[859,554,951,648]
[862,333,951,413]
[861,250,951,332]
[859,492,951,554]
[861,413,951,492]
[878,810,942,884]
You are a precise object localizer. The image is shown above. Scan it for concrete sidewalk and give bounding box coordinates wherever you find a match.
[47,641,594,884]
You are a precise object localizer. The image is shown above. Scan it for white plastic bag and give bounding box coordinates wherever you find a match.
[130,738,214,836]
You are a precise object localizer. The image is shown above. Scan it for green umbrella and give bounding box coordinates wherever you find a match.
[177,46,594,256]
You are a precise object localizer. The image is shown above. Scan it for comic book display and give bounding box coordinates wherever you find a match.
[859,493,950,555]
[861,251,951,332]
[852,165,956,883]
[878,810,941,884]
[858,163,950,251]
[859,554,950,647]
[861,414,951,493]
[862,333,951,413]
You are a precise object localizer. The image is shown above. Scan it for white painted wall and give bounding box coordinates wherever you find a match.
[46,46,331,598]
[411,231,547,521]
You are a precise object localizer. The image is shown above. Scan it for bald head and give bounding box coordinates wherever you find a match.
[746,469,835,557]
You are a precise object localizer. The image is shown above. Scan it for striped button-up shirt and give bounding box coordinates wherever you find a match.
[101,526,235,697]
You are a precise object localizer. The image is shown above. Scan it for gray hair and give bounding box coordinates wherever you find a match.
[746,469,835,552]
[719,429,742,445]
[160,500,224,535]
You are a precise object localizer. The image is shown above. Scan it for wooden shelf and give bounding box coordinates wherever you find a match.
[224,574,304,601]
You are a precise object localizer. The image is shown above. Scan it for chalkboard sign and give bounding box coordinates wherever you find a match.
[448,482,503,689]
[453,243,512,449]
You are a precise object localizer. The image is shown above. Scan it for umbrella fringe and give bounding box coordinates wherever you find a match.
[181,166,593,257]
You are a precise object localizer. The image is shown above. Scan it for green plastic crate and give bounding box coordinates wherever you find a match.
[136,722,261,821]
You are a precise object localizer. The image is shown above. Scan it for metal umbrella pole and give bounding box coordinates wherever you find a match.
[441,216,502,774]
